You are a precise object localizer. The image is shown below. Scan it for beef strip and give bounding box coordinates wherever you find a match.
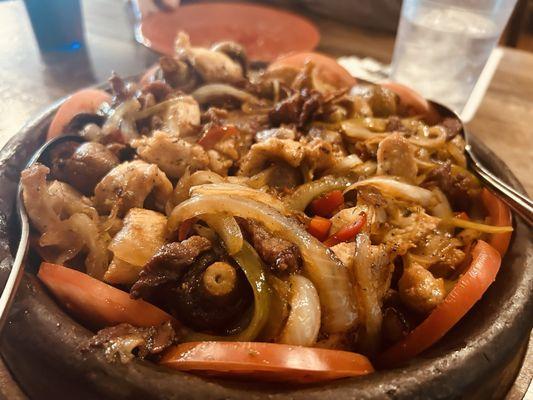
[84,321,176,363]
[237,218,301,273]
[130,236,212,300]
[109,73,132,102]
[140,80,172,103]
[440,117,463,140]
[269,88,324,128]
[424,161,480,209]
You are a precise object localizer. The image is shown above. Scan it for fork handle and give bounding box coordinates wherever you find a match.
[468,149,533,226]
[0,201,29,331]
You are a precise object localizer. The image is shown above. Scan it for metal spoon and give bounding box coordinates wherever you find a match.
[0,135,85,331]
[429,100,533,226]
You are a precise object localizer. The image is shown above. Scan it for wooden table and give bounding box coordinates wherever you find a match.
[0,0,531,398]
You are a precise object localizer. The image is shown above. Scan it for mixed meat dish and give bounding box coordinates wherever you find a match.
[20,32,513,382]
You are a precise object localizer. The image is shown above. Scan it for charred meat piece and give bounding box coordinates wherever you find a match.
[269,88,324,128]
[385,116,406,132]
[109,73,133,102]
[85,321,176,363]
[130,236,212,300]
[140,80,172,103]
[424,161,480,209]
[237,218,301,273]
[440,117,463,140]
[49,141,119,195]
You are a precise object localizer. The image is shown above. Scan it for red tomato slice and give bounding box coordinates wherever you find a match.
[378,240,501,367]
[269,52,356,89]
[310,190,344,218]
[307,216,332,242]
[379,81,436,120]
[481,188,513,256]
[160,341,374,383]
[324,212,367,247]
[37,262,173,329]
[47,89,111,140]
[198,125,239,150]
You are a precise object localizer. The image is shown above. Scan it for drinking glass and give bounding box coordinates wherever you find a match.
[390,0,518,115]
[23,0,84,52]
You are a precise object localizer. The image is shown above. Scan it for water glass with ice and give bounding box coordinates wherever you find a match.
[390,0,518,116]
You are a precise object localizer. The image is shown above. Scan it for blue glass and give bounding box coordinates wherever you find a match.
[23,0,85,52]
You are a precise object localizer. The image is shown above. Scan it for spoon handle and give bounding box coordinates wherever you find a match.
[0,192,30,331]
[466,146,533,226]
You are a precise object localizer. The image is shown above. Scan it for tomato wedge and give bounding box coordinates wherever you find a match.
[37,262,172,329]
[47,89,111,140]
[310,190,344,218]
[324,212,367,247]
[198,124,239,150]
[378,240,501,367]
[307,216,332,241]
[160,341,374,383]
[269,52,356,89]
[481,188,513,256]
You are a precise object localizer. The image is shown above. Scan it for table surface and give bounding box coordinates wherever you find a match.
[0,0,531,398]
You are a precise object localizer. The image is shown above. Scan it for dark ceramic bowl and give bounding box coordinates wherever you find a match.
[0,95,531,399]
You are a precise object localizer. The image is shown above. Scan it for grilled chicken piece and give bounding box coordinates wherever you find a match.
[94,160,172,216]
[21,164,109,278]
[399,263,446,314]
[376,133,418,181]
[238,138,305,176]
[175,32,243,84]
[162,95,201,136]
[132,131,209,179]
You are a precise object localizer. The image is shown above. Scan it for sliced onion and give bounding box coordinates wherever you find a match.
[340,120,388,141]
[285,176,352,212]
[353,234,382,353]
[102,98,141,141]
[167,170,226,214]
[168,195,358,333]
[279,275,321,346]
[344,177,436,208]
[439,217,513,234]
[325,154,363,175]
[191,183,288,214]
[201,214,243,255]
[429,188,453,219]
[191,84,260,105]
[408,126,446,148]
